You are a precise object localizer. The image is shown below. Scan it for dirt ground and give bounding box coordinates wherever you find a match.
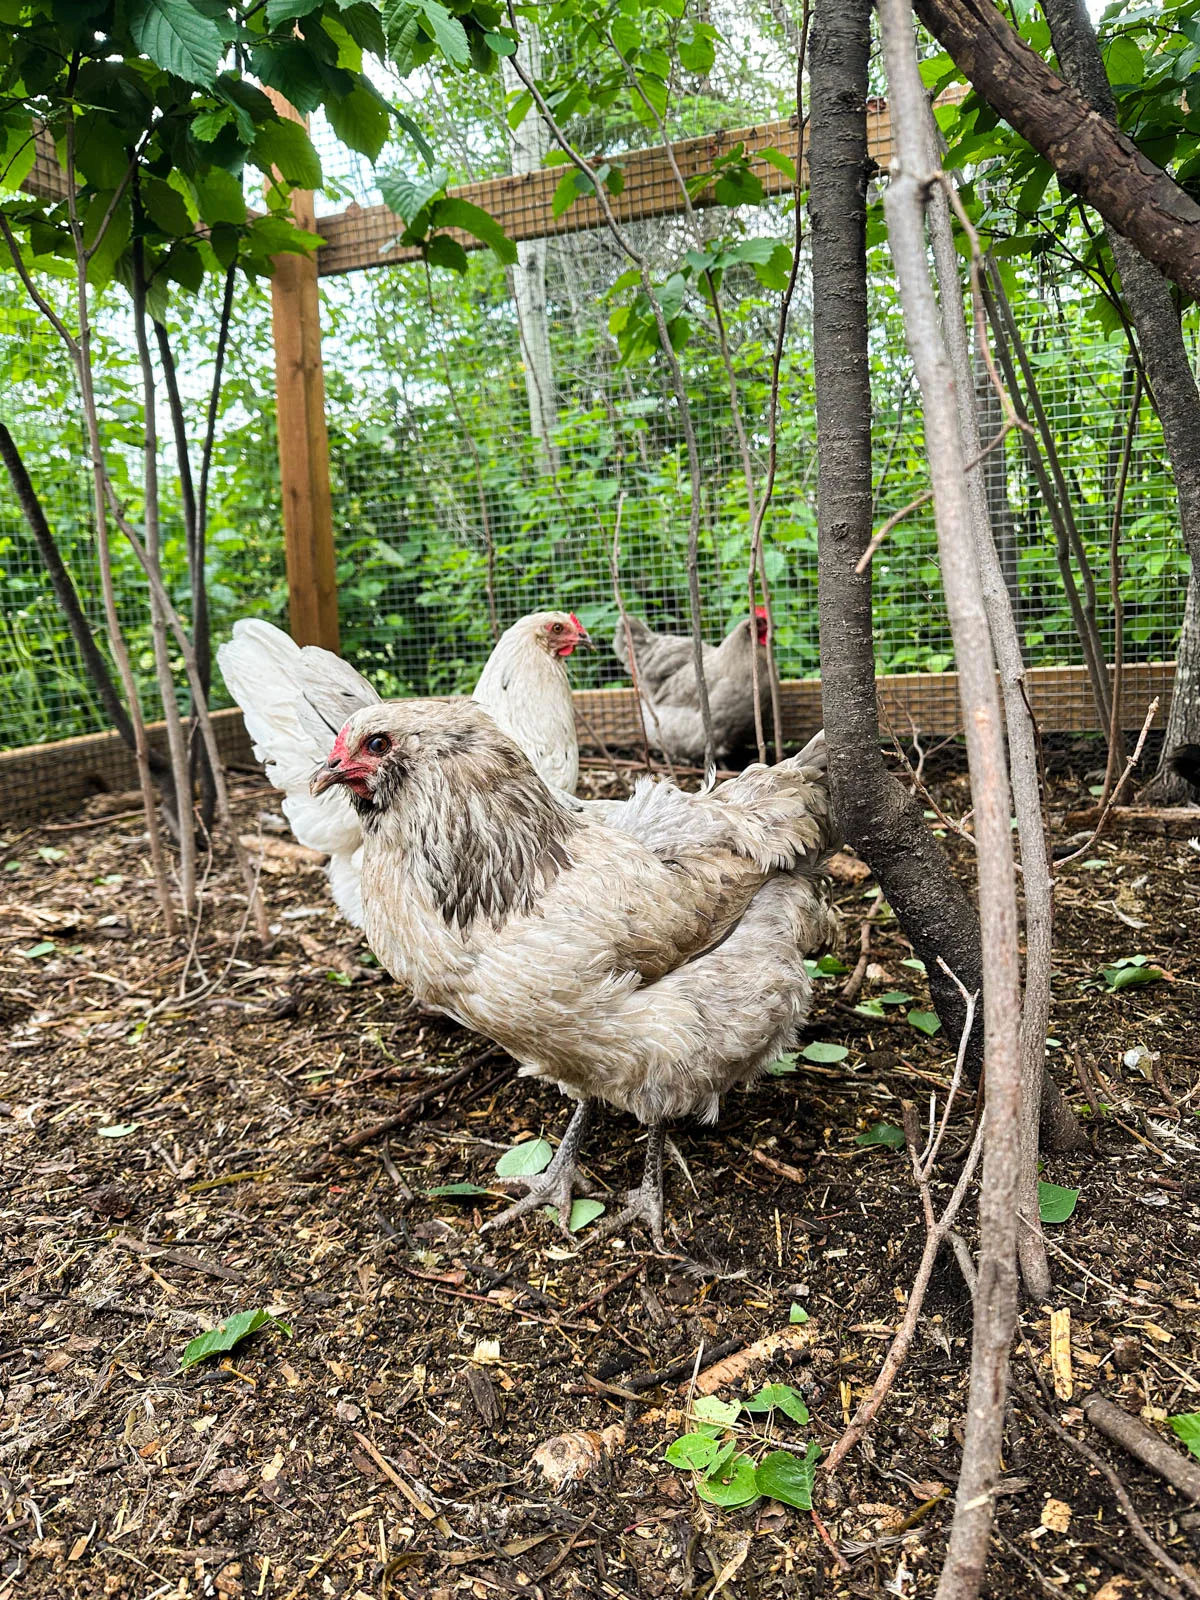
[1,744,1198,1600]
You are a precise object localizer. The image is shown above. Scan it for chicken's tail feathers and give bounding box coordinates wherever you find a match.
[217,619,365,862]
[1167,743,1200,791]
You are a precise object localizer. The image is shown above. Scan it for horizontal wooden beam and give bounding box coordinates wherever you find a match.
[314,93,931,277]
[20,91,966,278]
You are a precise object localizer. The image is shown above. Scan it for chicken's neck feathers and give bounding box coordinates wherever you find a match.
[357,755,578,935]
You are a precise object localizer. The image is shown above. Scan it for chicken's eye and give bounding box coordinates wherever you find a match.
[551,622,564,633]
[365,734,391,757]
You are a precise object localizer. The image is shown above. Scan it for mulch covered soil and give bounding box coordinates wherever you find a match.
[1,748,1198,1600]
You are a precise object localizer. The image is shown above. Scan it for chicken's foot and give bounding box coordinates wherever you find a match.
[482,1099,604,1237]
[593,1123,668,1251]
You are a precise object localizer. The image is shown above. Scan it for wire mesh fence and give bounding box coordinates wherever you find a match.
[0,124,1190,758]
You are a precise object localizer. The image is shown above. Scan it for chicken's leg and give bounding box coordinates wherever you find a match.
[594,1123,668,1251]
[483,1099,603,1237]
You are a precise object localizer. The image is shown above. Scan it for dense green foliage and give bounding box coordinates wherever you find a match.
[0,0,1194,747]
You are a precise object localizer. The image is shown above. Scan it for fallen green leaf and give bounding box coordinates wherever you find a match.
[877,991,914,1006]
[664,1432,720,1471]
[907,1010,942,1036]
[19,941,56,959]
[98,1123,140,1138]
[789,1303,809,1324]
[765,1052,799,1076]
[426,1182,493,1197]
[566,1198,606,1232]
[495,1138,553,1178]
[755,1442,821,1510]
[801,1041,849,1064]
[855,1122,906,1150]
[1037,1181,1079,1224]
[695,1450,759,1508]
[1103,963,1165,991]
[692,1394,740,1426]
[741,1383,809,1426]
[1168,1412,1200,1461]
[180,1309,292,1372]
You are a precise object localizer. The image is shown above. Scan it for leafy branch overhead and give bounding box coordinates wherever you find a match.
[0,0,517,307]
[379,167,517,271]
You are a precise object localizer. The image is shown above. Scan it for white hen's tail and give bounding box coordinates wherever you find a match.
[217,619,378,927]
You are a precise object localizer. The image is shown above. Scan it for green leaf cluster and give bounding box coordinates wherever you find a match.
[664,1383,820,1512]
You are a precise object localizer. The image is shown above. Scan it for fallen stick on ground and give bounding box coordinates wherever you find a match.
[1083,1394,1200,1506]
[683,1325,816,1395]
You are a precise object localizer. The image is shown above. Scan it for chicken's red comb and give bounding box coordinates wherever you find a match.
[754,604,769,620]
[570,612,587,633]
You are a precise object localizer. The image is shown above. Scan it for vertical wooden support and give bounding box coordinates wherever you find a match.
[266,95,339,652]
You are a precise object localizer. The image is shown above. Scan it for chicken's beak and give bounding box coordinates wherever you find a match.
[576,627,595,652]
[311,758,348,796]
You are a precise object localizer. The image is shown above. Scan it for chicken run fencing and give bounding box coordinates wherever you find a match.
[0,98,1190,824]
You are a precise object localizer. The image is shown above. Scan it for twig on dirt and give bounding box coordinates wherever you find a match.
[298,1050,506,1177]
[810,1505,851,1573]
[1012,1380,1200,1600]
[1055,697,1159,869]
[571,1260,644,1319]
[150,1401,250,1541]
[825,972,981,1473]
[538,1511,600,1580]
[279,1526,353,1600]
[111,1234,245,1286]
[686,1328,812,1395]
[840,886,885,1002]
[751,1148,807,1186]
[1083,1395,1200,1505]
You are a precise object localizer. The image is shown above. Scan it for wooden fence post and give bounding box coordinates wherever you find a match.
[265,94,340,652]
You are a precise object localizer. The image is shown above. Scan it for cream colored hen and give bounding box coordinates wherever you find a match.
[312,699,837,1245]
[217,612,589,927]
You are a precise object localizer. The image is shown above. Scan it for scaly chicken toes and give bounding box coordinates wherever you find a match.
[482,1100,603,1238]
[590,1124,669,1252]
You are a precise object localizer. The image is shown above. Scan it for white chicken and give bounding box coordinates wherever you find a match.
[311,700,837,1245]
[217,612,591,927]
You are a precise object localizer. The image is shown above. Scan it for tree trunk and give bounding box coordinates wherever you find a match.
[1038,0,1200,800]
[810,0,984,1069]
[809,0,1081,1149]
[503,35,558,474]
[913,0,1200,302]
[880,7,1025,1588]
[1159,573,1200,794]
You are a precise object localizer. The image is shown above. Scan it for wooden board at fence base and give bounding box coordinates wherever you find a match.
[573,661,1177,752]
[0,662,1174,828]
[0,709,254,828]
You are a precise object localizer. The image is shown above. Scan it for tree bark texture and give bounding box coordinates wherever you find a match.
[503,34,559,473]
[879,9,1024,1597]
[810,0,984,1070]
[921,136,1051,1299]
[1039,0,1200,796]
[913,0,1200,302]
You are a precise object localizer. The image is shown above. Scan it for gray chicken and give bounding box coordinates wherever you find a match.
[312,700,837,1246]
[612,606,772,764]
